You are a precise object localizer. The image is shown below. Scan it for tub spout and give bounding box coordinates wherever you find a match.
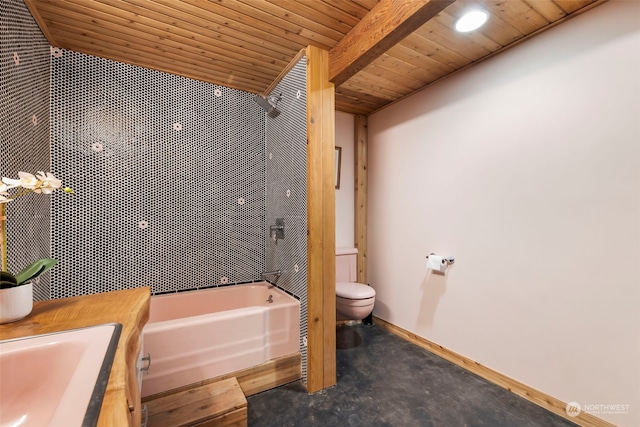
[261,270,282,282]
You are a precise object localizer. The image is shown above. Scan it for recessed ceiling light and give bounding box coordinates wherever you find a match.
[455,10,489,32]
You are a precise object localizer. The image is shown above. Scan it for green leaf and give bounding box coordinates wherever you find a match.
[0,271,17,284]
[0,280,19,289]
[15,258,57,285]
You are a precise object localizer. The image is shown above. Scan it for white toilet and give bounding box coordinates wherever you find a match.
[335,248,376,321]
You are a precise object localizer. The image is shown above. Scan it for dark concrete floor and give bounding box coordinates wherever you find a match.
[247,323,577,427]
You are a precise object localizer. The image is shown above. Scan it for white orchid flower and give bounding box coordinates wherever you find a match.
[17,172,39,190]
[36,171,63,192]
[0,171,73,201]
[0,182,16,203]
[1,177,21,189]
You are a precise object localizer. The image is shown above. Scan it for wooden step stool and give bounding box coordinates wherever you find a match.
[145,377,247,427]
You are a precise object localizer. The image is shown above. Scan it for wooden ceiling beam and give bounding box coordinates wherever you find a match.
[328,0,455,86]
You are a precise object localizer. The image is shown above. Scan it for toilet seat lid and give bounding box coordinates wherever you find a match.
[336,282,376,299]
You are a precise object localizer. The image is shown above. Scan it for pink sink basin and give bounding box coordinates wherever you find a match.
[0,323,121,427]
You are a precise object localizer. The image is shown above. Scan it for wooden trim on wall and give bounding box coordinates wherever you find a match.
[305,45,337,393]
[261,48,307,98]
[23,0,59,46]
[373,316,616,427]
[354,115,368,284]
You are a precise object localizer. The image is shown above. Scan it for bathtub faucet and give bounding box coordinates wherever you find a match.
[261,270,282,282]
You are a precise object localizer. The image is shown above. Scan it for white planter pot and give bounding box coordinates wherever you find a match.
[0,282,33,324]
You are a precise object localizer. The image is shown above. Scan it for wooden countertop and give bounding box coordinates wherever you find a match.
[0,287,151,426]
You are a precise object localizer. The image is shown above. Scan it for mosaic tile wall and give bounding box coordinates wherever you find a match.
[3,0,309,379]
[50,50,266,298]
[265,57,308,380]
[0,0,51,300]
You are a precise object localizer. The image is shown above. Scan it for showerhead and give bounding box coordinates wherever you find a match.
[254,95,275,113]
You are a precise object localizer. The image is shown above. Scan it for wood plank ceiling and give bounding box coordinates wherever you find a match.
[25,0,605,116]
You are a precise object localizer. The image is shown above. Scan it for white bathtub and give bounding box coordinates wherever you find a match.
[141,282,300,397]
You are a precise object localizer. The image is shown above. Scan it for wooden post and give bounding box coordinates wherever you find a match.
[305,45,336,392]
[354,115,368,284]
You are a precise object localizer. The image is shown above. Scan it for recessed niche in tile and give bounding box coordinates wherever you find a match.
[51,46,62,58]
[138,220,149,229]
[237,197,246,205]
[286,189,291,198]
[294,264,299,273]
[13,52,19,65]
[296,90,301,99]
[214,89,222,97]
[173,122,182,131]
[220,276,229,284]
[91,142,103,152]
[31,114,37,126]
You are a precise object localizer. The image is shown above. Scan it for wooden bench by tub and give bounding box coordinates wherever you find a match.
[145,377,247,427]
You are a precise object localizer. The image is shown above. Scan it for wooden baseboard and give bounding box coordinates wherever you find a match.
[373,317,614,427]
[142,353,301,402]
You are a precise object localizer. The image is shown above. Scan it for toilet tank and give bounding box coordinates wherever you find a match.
[336,248,358,282]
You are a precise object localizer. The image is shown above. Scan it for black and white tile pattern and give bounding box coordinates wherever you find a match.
[50,50,266,298]
[266,57,308,381]
[0,0,51,300]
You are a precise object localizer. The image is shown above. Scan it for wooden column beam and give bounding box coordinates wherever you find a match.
[354,115,368,284]
[328,0,455,86]
[305,45,336,393]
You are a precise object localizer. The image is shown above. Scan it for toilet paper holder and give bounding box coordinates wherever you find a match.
[426,253,455,265]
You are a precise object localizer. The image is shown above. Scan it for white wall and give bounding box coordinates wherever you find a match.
[335,111,355,249]
[367,1,640,425]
